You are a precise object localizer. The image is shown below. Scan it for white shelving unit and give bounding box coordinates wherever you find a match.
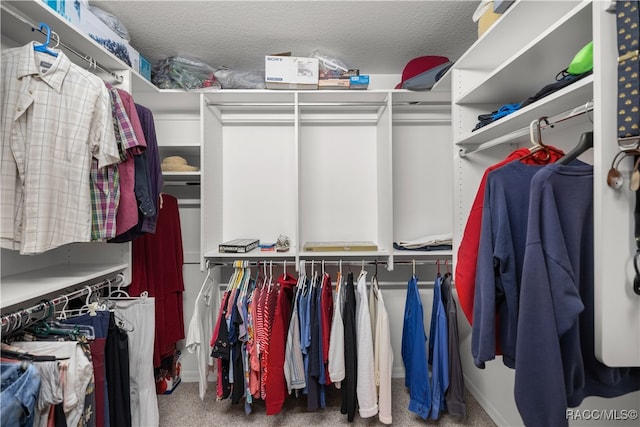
[0,0,137,307]
[200,89,453,270]
[451,0,639,376]
[446,2,640,424]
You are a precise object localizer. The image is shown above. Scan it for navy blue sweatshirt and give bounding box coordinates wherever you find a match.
[514,163,640,427]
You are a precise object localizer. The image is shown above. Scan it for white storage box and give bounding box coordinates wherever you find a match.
[265,55,319,89]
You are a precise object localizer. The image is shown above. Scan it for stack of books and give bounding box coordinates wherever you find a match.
[218,239,259,253]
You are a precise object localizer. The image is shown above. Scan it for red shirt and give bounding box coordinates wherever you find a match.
[455,147,564,327]
[131,194,185,366]
[320,272,333,384]
[265,273,297,415]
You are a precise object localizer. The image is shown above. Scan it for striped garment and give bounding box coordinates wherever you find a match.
[261,281,279,400]
[90,85,126,241]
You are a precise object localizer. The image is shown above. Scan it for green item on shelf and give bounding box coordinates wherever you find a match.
[567,41,593,75]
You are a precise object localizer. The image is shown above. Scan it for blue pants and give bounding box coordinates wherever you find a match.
[1,362,41,427]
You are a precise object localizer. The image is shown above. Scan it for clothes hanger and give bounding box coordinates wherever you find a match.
[33,22,59,57]
[358,259,367,282]
[56,295,70,321]
[58,285,97,317]
[557,131,593,165]
[521,117,564,163]
[107,276,131,299]
[267,260,274,292]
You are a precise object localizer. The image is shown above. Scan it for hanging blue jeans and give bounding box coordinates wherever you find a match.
[0,362,41,427]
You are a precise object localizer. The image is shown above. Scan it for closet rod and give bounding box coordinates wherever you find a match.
[207,259,447,269]
[205,102,389,107]
[206,101,447,108]
[2,3,124,85]
[0,274,123,336]
[459,101,594,158]
[206,102,294,107]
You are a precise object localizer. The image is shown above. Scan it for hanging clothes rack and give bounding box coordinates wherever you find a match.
[459,100,594,158]
[0,274,123,336]
[1,3,124,85]
[206,258,448,270]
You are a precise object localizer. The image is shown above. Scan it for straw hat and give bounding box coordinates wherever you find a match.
[161,156,199,172]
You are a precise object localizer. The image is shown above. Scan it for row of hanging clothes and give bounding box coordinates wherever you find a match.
[0,276,160,427]
[189,260,394,424]
[401,261,466,422]
[188,258,468,424]
[1,22,164,255]
[455,114,640,426]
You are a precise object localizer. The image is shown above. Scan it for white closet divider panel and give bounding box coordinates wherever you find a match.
[221,125,297,243]
[297,91,392,260]
[201,97,223,268]
[593,0,640,367]
[391,92,452,261]
[201,91,297,265]
[299,125,378,240]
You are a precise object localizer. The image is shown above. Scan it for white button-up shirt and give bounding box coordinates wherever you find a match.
[1,42,119,254]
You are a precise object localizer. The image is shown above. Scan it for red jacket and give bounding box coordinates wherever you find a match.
[455,147,564,327]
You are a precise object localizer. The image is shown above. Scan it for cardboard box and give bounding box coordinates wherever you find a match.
[42,1,140,71]
[318,79,350,90]
[349,75,370,90]
[493,0,515,14]
[155,350,182,394]
[265,55,319,89]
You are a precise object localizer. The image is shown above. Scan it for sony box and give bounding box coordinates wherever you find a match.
[265,56,319,89]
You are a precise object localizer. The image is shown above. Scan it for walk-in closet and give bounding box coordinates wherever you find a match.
[1,1,639,426]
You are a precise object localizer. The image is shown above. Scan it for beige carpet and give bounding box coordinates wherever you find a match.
[158,379,497,426]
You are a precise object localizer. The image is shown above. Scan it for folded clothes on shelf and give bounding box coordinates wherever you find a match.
[394,233,453,251]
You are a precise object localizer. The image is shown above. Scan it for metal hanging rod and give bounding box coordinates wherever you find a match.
[206,258,449,270]
[2,3,123,85]
[206,102,295,107]
[206,101,446,108]
[205,102,388,108]
[0,273,124,336]
[459,100,594,158]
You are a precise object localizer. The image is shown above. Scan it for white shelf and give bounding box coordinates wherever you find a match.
[393,249,452,258]
[162,171,201,180]
[455,74,593,148]
[1,263,128,309]
[452,0,589,73]
[204,249,297,259]
[299,249,390,259]
[456,1,592,105]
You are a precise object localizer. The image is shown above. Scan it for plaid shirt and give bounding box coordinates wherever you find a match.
[89,96,120,241]
[108,85,146,236]
[1,43,119,253]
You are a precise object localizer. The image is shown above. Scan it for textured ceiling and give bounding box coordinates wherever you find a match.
[91,1,481,75]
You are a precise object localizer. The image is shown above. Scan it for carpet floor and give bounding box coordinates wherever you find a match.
[158,379,497,426]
